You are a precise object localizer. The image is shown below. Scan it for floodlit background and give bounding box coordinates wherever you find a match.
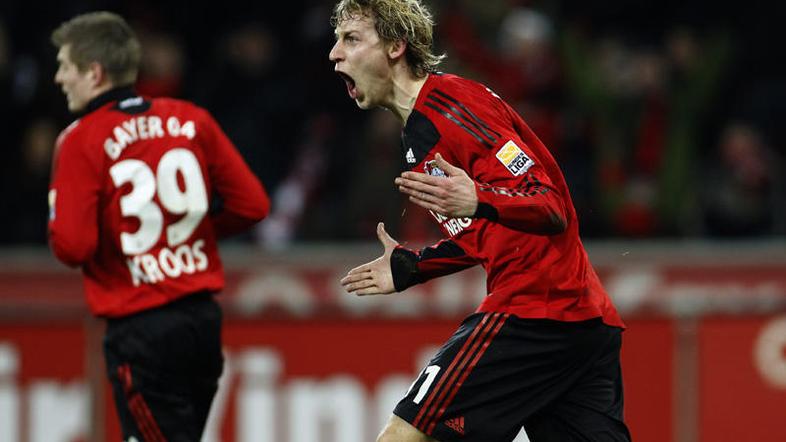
[1,1,785,441]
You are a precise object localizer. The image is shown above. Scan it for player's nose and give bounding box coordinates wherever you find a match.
[329,41,343,62]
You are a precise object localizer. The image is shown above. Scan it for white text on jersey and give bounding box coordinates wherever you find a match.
[104,116,196,160]
[429,210,473,237]
[126,239,209,287]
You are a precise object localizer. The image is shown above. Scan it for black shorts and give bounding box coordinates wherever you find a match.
[103,292,224,442]
[393,312,631,442]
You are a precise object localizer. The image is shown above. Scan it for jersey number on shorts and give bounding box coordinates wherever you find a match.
[409,365,441,404]
[110,148,208,255]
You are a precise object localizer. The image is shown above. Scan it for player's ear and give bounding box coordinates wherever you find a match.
[387,39,407,60]
[87,61,108,88]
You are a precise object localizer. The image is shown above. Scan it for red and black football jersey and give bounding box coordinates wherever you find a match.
[49,87,269,317]
[392,74,624,328]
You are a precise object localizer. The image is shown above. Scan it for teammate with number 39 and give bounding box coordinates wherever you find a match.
[333,1,630,441]
[48,12,269,441]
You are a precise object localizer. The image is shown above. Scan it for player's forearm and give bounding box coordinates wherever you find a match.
[474,183,567,235]
[211,173,270,238]
[48,227,96,267]
[390,241,477,291]
[210,194,269,238]
[47,180,99,266]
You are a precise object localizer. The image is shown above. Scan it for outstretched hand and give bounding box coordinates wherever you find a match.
[395,153,478,218]
[340,222,398,295]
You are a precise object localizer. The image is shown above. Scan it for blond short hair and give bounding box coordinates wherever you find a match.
[51,11,141,86]
[331,0,445,78]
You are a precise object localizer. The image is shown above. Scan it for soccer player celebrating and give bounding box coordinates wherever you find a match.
[333,1,631,441]
[48,12,269,441]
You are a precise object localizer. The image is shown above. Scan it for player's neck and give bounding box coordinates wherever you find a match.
[386,70,428,125]
[87,82,116,105]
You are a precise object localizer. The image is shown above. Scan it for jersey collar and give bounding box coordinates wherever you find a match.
[80,86,138,117]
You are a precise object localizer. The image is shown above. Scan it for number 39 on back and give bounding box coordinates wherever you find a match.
[109,148,208,255]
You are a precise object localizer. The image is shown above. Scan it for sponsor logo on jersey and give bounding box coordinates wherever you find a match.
[406,148,416,164]
[496,140,534,176]
[424,160,447,177]
[429,210,472,237]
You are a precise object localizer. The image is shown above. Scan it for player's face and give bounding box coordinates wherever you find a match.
[54,45,95,112]
[329,14,393,109]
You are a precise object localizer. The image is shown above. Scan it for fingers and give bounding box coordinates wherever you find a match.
[407,195,446,215]
[340,269,373,288]
[396,175,449,214]
[397,172,444,186]
[340,270,383,295]
[397,182,442,205]
[346,263,371,276]
[396,176,444,197]
[376,222,398,248]
[352,287,384,296]
[340,269,372,284]
[434,153,461,175]
[342,277,378,294]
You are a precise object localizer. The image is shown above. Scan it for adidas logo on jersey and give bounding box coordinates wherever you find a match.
[406,148,416,164]
[445,416,465,435]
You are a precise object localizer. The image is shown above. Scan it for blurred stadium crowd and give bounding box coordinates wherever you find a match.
[1,0,784,247]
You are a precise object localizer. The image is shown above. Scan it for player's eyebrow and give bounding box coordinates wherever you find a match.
[334,29,357,40]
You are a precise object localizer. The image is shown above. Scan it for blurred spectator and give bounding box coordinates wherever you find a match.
[700,123,784,236]
[0,117,57,243]
[191,22,303,196]
[136,31,185,97]
[257,113,331,249]
[561,24,732,237]
[656,28,734,234]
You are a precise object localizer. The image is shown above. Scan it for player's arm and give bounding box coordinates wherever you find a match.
[198,109,270,238]
[389,238,477,292]
[397,153,567,235]
[47,131,101,266]
[341,223,477,295]
[473,167,567,235]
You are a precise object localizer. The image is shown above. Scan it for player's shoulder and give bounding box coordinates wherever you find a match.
[403,74,493,164]
[54,119,83,151]
[419,73,502,123]
[415,73,505,150]
[149,97,210,118]
[425,72,497,103]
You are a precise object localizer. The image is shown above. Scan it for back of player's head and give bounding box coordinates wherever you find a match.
[331,0,445,78]
[51,11,141,87]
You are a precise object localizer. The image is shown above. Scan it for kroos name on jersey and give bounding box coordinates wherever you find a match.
[126,239,209,287]
[104,116,197,160]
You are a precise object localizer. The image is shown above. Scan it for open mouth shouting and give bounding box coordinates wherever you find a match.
[337,71,358,100]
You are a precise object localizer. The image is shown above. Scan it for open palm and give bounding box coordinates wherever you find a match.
[340,222,398,295]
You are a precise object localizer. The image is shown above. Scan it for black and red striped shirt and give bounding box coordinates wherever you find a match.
[392,73,624,328]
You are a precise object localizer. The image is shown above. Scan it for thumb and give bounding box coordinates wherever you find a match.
[376,222,398,250]
[434,153,462,176]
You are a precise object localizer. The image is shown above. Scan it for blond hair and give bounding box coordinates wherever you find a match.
[51,11,141,86]
[331,0,445,78]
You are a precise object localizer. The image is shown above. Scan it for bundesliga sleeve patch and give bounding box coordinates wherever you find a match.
[496,140,534,176]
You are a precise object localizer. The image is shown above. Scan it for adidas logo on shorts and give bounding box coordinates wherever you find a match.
[445,416,465,435]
